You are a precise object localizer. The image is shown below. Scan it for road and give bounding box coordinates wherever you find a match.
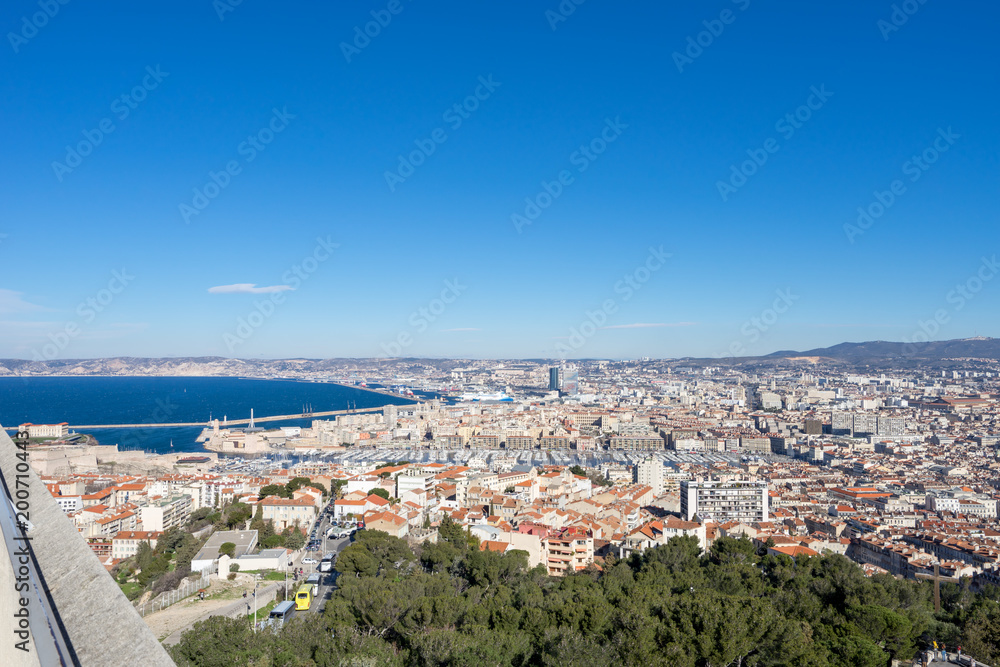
[291,507,354,614]
[311,524,353,613]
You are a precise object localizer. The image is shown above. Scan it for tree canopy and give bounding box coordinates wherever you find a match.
[286,476,313,492]
[259,483,291,500]
[172,532,1000,667]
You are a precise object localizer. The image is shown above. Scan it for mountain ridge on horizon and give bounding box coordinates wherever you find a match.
[0,337,998,374]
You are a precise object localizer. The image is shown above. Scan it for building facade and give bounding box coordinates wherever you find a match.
[139,494,193,532]
[680,479,769,523]
[634,457,664,497]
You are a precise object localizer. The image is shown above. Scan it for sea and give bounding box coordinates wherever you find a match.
[0,376,419,455]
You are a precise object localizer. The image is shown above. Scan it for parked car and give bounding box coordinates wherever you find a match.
[302,557,317,565]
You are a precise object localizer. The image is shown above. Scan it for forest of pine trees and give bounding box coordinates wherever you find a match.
[170,519,1000,666]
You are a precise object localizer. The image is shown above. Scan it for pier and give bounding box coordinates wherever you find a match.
[56,404,402,430]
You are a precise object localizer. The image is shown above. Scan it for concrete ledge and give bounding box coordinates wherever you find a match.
[0,426,174,666]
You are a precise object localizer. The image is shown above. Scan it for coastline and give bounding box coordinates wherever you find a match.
[0,378,423,457]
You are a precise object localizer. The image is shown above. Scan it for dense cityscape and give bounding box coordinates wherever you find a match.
[5,347,1000,663]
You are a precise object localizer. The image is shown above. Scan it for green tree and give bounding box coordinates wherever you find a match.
[437,515,466,549]
[259,484,291,500]
[710,535,759,566]
[137,553,170,588]
[284,528,306,551]
[222,502,251,529]
[170,616,272,667]
[962,598,1000,664]
[187,507,213,527]
[367,487,390,500]
[642,535,702,575]
[286,476,313,493]
[135,540,154,572]
[162,522,1000,667]
[847,603,916,659]
[336,530,414,578]
[250,515,275,546]
[822,634,888,667]
[418,539,461,573]
[219,542,236,558]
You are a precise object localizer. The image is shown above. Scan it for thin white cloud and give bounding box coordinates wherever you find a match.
[208,283,293,294]
[0,289,46,315]
[440,327,481,332]
[601,322,696,330]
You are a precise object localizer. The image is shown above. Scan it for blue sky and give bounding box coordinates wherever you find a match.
[1,1,998,360]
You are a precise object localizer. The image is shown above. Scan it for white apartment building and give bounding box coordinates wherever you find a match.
[680,479,769,523]
[396,472,434,498]
[139,494,193,532]
[634,457,664,497]
[54,496,83,513]
[926,492,998,519]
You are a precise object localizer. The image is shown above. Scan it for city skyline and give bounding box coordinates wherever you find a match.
[2,2,998,360]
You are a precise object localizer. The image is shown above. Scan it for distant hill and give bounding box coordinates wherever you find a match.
[766,337,1000,361]
[674,337,1000,371]
[0,355,467,376]
[1,338,998,376]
